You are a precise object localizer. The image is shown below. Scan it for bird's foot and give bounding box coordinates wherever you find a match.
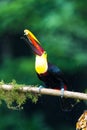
[61,88,64,98]
[38,85,44,93]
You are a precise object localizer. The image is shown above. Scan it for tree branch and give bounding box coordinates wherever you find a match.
[0,84,87,100]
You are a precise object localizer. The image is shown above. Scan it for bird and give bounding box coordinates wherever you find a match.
[22,29,76,111]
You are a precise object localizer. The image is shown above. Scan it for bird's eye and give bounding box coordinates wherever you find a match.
[44,51,46,54]
[44,51,47,57]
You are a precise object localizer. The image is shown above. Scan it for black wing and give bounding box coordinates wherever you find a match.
[48,63,68,89]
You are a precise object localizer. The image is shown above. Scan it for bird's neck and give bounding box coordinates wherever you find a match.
[35,53,48,74]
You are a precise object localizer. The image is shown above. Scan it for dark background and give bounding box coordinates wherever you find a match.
[0,0,87,129]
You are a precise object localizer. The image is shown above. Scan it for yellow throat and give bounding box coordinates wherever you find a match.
[35,52,48,74]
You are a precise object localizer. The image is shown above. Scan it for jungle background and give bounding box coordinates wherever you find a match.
[0,0,87,130]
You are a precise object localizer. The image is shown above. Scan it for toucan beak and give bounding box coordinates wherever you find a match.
[24,29,44,56]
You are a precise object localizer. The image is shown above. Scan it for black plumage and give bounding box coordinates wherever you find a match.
[37,63,67,90]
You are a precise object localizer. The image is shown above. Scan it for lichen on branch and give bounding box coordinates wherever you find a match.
[0,80,39,110]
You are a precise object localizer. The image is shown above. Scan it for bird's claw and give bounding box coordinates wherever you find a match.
[61,88,64,98]
[38,85,44,93]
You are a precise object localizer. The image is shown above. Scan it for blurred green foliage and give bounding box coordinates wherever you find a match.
[0,105,52,130]
[0,58,37,84]
[0,0,87,130]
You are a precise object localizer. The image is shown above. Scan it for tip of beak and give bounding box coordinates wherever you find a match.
[24,29,41,44]
[24,29,29,35]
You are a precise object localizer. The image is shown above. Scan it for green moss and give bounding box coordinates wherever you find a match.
[27,93,39,104]
[0,80,39,110]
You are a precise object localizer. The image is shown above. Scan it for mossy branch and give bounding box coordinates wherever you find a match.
[1,84,87,100]
[0,82,87,109]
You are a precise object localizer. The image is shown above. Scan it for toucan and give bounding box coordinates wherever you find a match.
[23,29,76,111]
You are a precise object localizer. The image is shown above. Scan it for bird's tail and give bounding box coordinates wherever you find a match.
[59,97,77,111]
